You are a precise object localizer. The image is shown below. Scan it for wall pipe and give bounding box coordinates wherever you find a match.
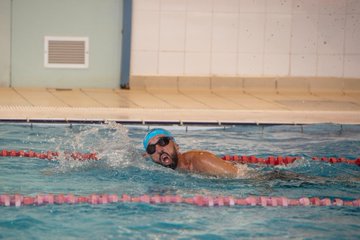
[120,0,132,89]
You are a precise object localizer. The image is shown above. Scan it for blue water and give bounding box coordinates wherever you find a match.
[0,123,359,239]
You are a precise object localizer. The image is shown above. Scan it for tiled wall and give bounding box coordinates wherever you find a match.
[131,0,360,78]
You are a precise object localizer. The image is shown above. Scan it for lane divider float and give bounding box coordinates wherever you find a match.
[1,149,359,166]
[0,149,98,161]
[0,194,359,207]
[221,155,360,166]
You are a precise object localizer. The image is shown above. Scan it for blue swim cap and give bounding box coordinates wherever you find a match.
[143,128,174,150]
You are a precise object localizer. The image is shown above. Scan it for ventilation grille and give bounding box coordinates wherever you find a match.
[44,36,89,68]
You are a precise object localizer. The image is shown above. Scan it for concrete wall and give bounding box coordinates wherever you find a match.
[131,0,360,78]
[3,0,123,88]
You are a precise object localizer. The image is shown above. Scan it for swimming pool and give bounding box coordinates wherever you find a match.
[0,122,359,239]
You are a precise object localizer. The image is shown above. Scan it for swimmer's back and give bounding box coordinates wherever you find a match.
[179,150,246,178]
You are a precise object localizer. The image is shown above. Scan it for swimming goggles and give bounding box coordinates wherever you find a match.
[146,137,172,155]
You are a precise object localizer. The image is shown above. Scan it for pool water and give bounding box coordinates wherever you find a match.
[0,123,359,239]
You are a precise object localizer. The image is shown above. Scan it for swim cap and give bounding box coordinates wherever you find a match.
[143,128,174,150]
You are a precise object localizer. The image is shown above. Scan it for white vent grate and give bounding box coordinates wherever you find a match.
[44,36,89,68]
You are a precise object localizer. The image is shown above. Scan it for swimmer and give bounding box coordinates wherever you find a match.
[143,128,248,178]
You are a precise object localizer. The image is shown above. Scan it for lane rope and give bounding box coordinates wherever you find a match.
[0,194,359,207]
[221,155,360,166]
[1,149,359,166]
[0,149,98,161]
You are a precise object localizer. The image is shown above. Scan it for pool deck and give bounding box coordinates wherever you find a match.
[0,85,359,125]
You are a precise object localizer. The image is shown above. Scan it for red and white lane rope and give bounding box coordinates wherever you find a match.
[221,155,360,166]
[0,149,98,161]
[0,149,359,166]
[0,194,359,207]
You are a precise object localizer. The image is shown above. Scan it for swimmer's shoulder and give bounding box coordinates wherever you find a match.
[184,150,215,156]
[183,150,217,160]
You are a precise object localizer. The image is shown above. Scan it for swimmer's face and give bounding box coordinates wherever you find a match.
[147,135,178,170]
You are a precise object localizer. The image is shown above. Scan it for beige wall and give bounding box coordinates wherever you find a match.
[131,0,360,78]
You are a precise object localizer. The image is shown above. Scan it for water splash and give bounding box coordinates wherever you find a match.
[53,122,142,172]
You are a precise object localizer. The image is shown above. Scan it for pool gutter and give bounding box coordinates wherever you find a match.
[0,106,359,125]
